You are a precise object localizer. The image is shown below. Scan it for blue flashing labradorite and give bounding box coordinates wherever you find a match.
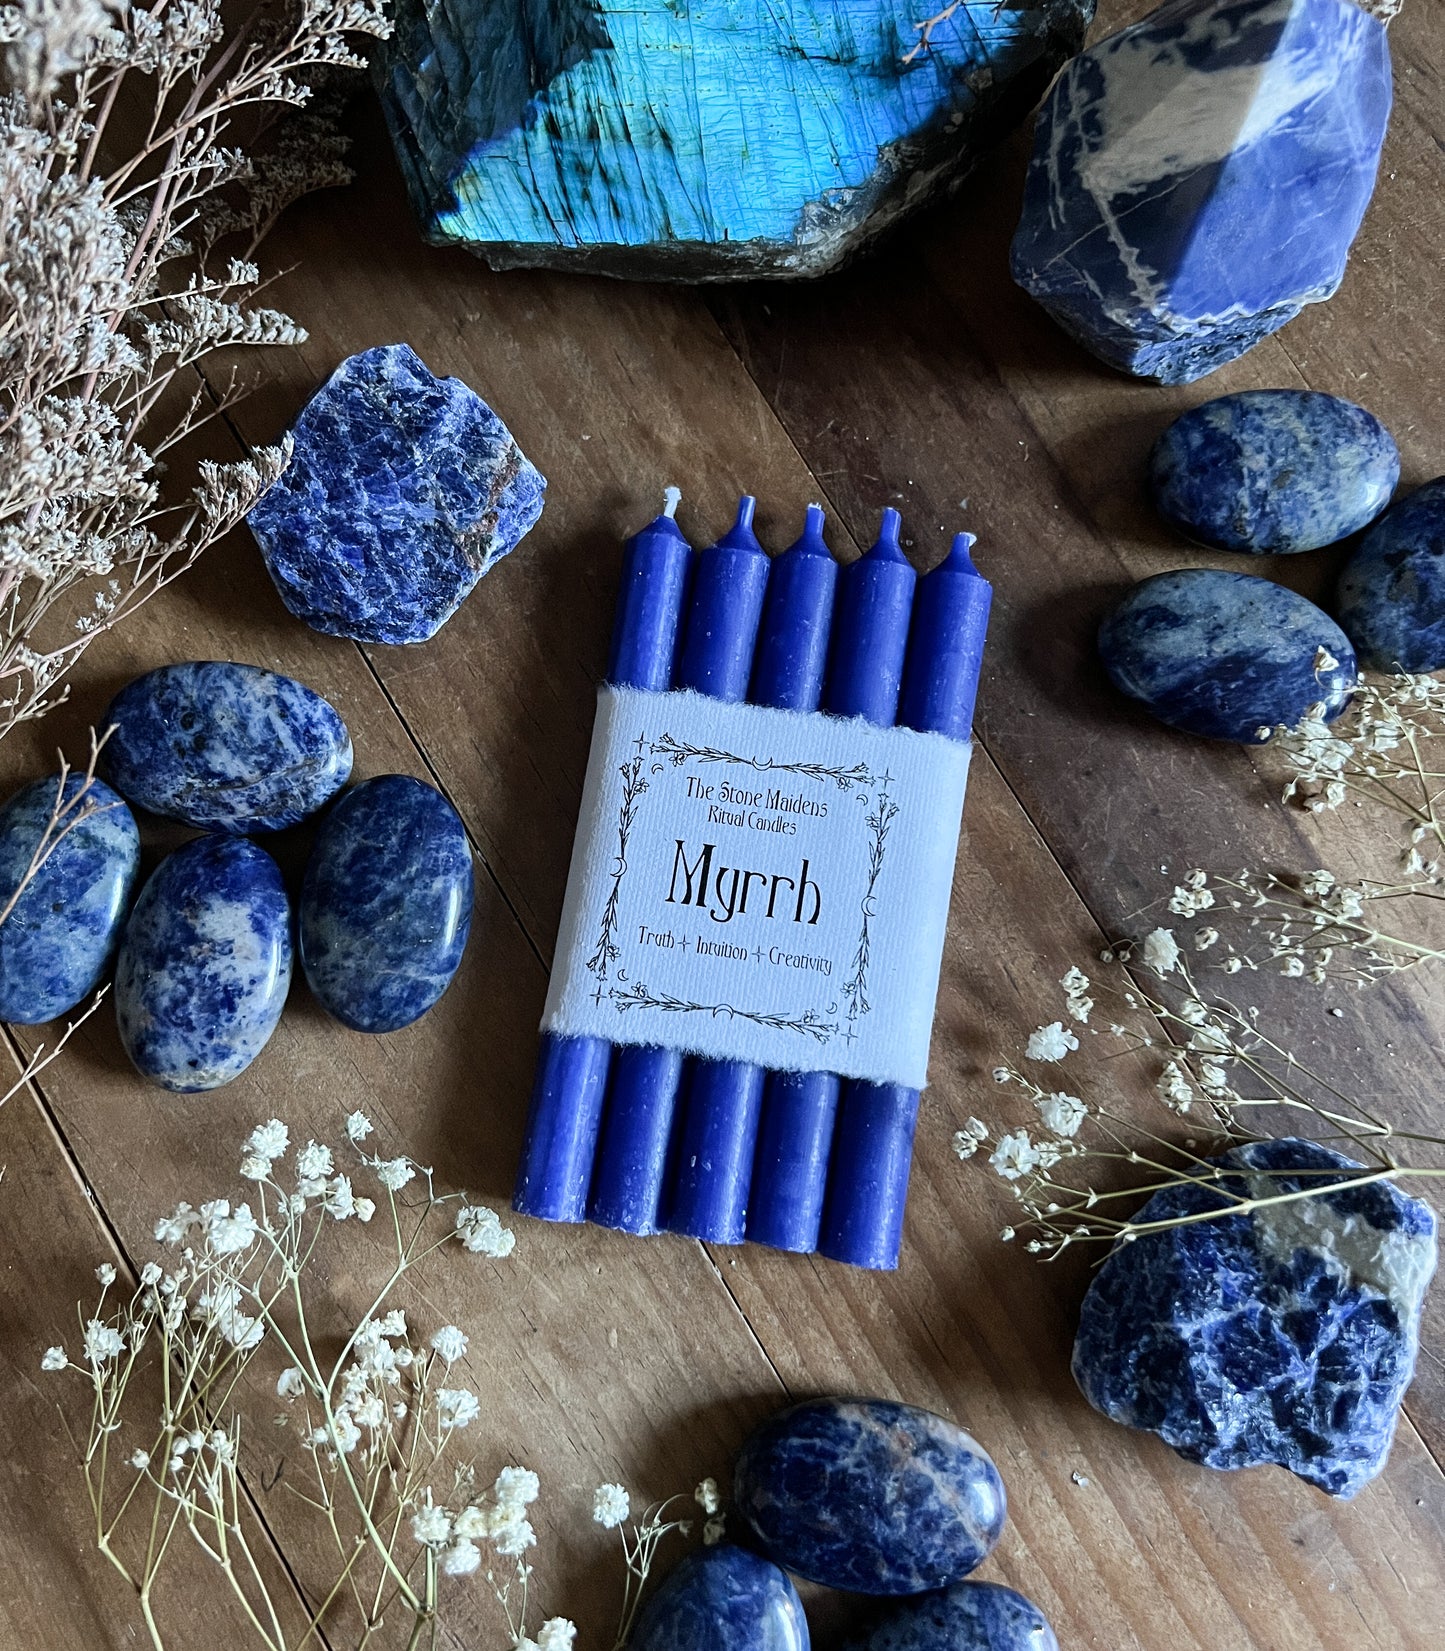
[1098,570,1356,743]
[1336,477,1445,672]
[300,775,473,1033]
[103,661,352,832]
[1150,391,1399,554]
[116,837,292,1092]
[734,1397,1006,1595]
[842,1582,1059,1651]
[0,775,139,1024]
[247,344,545,644]
[375,0,1094,280]
[631,1547,809,1651]
[1011,0,1393,383]
[1073,1139,1437,1499]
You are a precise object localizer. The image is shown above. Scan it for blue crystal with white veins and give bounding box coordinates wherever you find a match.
[116,837,292,1092]
[734,1397,1006,1595]
[1098,569,1356,743]
[247,345,545,644]
[631,1546,809,1651]
[841,1582,1059,1651]
[1073,1138,1437,1498]
[103,662,352,832]
[301,775,473,1033]
[0,775,139,1024]
[1150,390,1399,554]
[1336,477,1445,672]
[1011,0,1393,383]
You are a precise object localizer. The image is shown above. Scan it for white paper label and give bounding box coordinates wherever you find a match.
[542,686,971,1089]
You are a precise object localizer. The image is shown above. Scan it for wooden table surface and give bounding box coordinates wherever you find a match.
[4,5,1444,1647]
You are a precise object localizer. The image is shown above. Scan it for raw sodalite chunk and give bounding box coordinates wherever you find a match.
[1150,391,1399,554]
[0,775,139,1024]
[375,0,1095,280]
[1098,570,1356,742]
[300,775,473,1033]
[1336,477,1445,671]
[1011,0,1393,383]
[103,661,352,832]
[116,837,292,1092]
[631,1547,809,1651]
[841,1582,1059,1651]
[1072,1138,1438,1499]
[247,345,545,644]
[734,1397,1006,1595]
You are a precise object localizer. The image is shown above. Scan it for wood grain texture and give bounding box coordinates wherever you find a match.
[2,3,1444,1647]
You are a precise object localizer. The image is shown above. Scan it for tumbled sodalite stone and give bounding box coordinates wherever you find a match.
[247,344,545,644]
[116,837,292,1092]
[103,661,352,832]
[1336,477,1445,672]
[300,775,473,1033]
[376,0,1094,280]
[1098,570,1355,743]
[842,1582,1059,1651]
[1073,1139,1437,1499]
[0,775,139,1024]
[631,1547,809,1651]
[1011,0,1393,383]
[1150,391,1399,554]
[734,1397,1006,1595]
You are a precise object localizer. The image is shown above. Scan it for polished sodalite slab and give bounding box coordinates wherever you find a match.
[0,775,139,1024]
[247,345,545,644]
[116,837,292,1091]
[1011,0,1393,383]
[376,0,1094,280]
[842,1582,1058,1651]
[1150,391,1399,554]
[1073,1139,1437,1499]
[103,662,352,832]
[1336,477,1445,672]
[300,775,473,1033]
[1098,569,1356,742]
[734,1397,1006,1594]
[631,1547,809,1651]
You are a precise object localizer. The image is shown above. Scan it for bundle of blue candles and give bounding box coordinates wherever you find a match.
[513,492,992,1270]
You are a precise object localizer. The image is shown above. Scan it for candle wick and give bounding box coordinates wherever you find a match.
[663,486,682,519]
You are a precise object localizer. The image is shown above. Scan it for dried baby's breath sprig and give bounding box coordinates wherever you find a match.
[594,1482,716,1651]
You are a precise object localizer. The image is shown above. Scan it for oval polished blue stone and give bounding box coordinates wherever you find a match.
[0,775,139,1023]
[1150,390,1398,554]
[631,1547,808,1651]
[734,1397,1007,1595]
[1098,570,1356,743]
[842,1582,1059,1651]
[300,775,472,1033]
[1336,476,1445,671]
[116,837,292,1091]
[103,661,352,832]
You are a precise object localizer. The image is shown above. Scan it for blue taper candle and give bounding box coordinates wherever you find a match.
[820,531,992,1269]
[824,507,917,725]
[743,505,843,1250]
[514,493,692,1223]
[663,496,774,1243]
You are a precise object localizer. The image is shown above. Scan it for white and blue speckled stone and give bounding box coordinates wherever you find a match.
[842,1581,1059,1651]
[116,836,292,1092]
[1336,476,1445,672]
[0,774,139,1024]
[631,1546,809,1651]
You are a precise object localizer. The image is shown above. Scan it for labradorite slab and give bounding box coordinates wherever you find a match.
[0,775,139,1024]
[300,775,473,1033]
[631,1547,809,1651]
[1150,390,1399,554]
[116,837,292,1091]
[103,661,352,832]
[1073,1139,1437,1499]
[1097,570,1356,743]
[1336,477,1445,672]
[734,1396,1006,1595]
[842,1582,1059,1651]
[375,0,1094,280]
